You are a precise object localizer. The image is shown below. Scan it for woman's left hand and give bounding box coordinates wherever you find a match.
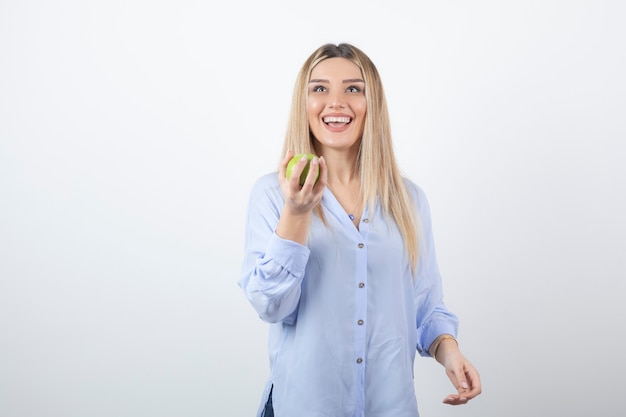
[435,340,482,405]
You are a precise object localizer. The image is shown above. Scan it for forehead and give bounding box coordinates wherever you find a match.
[310,57,363,80]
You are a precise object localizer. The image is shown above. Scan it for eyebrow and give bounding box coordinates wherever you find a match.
[309,78,365,84]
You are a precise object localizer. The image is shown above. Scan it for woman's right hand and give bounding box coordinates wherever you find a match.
[275,151,327,244]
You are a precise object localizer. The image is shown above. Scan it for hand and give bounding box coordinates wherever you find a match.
[275,151,327,245]
[278,151,327,215]
[436,340,482,405]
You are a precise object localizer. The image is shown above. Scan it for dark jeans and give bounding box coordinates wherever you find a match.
[262,385,274,417]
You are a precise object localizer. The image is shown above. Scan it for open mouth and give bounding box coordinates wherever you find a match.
[323,116,352,125]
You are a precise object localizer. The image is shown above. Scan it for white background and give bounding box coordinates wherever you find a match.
[1,1,625,416]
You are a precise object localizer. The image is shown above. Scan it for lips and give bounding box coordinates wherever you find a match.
[322,115,352,132]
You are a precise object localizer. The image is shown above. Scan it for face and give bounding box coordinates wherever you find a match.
[307,57,366,152]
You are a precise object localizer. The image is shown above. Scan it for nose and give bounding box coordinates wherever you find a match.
[328,91,345,108]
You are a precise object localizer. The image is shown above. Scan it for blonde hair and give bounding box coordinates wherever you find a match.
[281,43,420,270]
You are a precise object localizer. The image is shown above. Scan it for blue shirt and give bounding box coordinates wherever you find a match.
[238,172,459,417]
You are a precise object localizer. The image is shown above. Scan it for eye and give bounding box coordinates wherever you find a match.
[311,85,327,93]
[346,86,362,93]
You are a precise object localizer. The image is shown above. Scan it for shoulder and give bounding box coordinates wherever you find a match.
[252,171,280,190]
[402,177,430,210]
[248,171,283,204]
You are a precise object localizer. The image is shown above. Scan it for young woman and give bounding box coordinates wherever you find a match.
[238,43,481,417]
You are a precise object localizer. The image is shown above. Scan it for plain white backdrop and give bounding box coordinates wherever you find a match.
[1,1,625,416]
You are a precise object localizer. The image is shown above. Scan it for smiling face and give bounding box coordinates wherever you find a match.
[307,57,367,152]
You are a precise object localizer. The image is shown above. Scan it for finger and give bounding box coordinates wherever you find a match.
[443,378,480,405]
[447,364,472,395]
[291,154,312,187]
[442,394,469,406]
[310,156,327,198]
[316,156,328,187]
[462,369,482,399]
[302,156,319,188]
[457,379,469,394]
[284,153,309,188]
[442,369,471,405]
[445,367,464,393]
[279,150,294,181]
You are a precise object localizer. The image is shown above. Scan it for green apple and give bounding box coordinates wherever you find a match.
[286,153,319,186]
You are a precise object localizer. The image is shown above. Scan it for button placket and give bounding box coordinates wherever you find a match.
[353,224,369,404]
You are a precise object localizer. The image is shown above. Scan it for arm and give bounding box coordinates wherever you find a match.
[410,183,482,404]
[238,152,327,323]
[412,183,459,355]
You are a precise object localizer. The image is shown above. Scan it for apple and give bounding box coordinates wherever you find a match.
[286,153,319,186]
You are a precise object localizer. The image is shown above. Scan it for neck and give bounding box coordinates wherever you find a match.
[318,150,360,186]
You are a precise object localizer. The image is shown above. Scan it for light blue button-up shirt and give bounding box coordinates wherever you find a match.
[239,172,459,417]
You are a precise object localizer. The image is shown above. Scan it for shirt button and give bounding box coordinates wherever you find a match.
[356,357,363,364]
[357,243,364,248]
[363,218,369,223]
[358,282,365,288]
[357,320,364,325]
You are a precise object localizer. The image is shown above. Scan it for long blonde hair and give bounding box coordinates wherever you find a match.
[281,43,420,270]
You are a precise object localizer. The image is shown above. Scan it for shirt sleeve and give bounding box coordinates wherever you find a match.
[238,174,310,324]
[409,182,460,357]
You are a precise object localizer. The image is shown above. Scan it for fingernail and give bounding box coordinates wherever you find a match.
[461,381,468,389]
[301,154,307,161]
[461,397,468,401]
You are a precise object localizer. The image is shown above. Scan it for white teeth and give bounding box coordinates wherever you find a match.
[323,116,351,123]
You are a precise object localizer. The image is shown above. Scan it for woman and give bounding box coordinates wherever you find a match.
[238,43,481,417]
